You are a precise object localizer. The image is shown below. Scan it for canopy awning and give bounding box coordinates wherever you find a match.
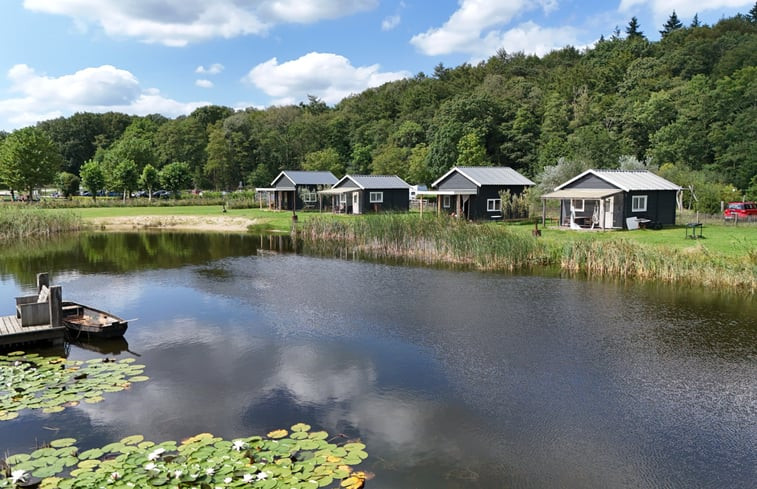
[255,187,276,192]
[541,189,621,200]
[317,187,354,195]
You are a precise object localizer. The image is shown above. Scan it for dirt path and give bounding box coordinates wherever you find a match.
[88,215,259,232]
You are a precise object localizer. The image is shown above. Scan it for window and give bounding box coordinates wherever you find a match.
[302,190,316,203]
[487,199,501,212]
[339,193,347,204]
[369,192,383,203]
[632,195,647,212]
[443,195,451,208]
[571,199,584,212]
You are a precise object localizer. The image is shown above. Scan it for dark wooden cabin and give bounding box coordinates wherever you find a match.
[542,170,681,229]
[322,175,411,214]
[431,166,535,220]
[267,171,337,211]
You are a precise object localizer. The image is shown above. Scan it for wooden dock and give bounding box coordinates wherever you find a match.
[0,313,66,347]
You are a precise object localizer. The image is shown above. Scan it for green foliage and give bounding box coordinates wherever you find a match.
[140,164,159,194]
[111,159,139,198]
[0,351,147,419]
[0,127,63,196]
[79,160,105,200]
[159,161,192,197]
[456,132,488,167]
[0,425,368,489]
[57,172,80,199]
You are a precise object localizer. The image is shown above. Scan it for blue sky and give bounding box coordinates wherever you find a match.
[0,0,752,131]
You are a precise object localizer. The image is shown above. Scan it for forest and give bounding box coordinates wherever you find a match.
[1,8,756,213]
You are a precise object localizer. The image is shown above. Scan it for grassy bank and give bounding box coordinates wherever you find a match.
[0,206,82,240]
[301,214,756,293]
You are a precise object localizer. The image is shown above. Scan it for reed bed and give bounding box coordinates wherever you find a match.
[301,214,756,293]
[0,206,82,240]
[301,214,547,270]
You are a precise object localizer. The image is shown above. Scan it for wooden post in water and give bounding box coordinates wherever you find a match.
[49,286,62,327]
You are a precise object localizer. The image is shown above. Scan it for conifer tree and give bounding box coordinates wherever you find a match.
[660,11,683,36]
[690,13,701,28]
[626,16,644,39]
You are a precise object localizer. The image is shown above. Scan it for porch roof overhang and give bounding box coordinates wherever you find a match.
[255,187,276,192]
[317,187,354,195]
[417,189,478,196]
[541,189,621,200]
[272,187,296,191]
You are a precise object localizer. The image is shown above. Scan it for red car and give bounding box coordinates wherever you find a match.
[724,201,757,219]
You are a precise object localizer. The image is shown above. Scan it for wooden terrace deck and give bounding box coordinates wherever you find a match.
[0,314,66,347]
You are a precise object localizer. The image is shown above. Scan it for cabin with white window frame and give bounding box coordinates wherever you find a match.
[319,175,411,214]
[428,166,535,220]
[541,169,681,230]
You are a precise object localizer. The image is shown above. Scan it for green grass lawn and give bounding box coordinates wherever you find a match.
[55,205,755,261]
[503,220,755,260]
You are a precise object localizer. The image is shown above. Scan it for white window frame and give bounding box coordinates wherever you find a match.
[442,195,451,208]
[369,191,383,203]
[631,195,648,212]
[571,199,585,212]
[339,193,347,204]
[302,190,316,203]
[487,199,501,212]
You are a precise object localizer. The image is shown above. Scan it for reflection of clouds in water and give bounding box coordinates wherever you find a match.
[74,316,459,465]
[264,345,375,404]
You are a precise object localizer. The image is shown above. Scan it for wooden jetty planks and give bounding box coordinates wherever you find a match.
[0,314,66,347]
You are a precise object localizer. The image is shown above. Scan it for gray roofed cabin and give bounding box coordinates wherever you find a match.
[541,169,681,230]
[266,170,338,211]
[320,175,411,214]
[430,166,535,220]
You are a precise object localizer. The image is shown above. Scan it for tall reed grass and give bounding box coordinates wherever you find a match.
[301,214,755,293]
[0,206,82,240]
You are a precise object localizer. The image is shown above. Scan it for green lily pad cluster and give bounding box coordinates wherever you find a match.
[0,423,369,489]
[0,351,148,421]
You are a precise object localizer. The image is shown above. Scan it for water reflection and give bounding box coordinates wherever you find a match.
[0,232,754,489]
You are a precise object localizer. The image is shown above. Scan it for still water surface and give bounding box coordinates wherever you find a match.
[1,232,755,488]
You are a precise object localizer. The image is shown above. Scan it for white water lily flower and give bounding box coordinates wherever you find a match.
[231,439,246,451]
[110,471,120,480]
[205,467,215,475]
[256,471,268,480]
[147,447,166,460]
[173,469,183,479]
[11,470,28,483]
[224,477,232,483]
[243,473,254,483]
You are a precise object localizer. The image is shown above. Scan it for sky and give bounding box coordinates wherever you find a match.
[0,0,753,131]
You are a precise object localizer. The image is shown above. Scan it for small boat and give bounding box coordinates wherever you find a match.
[61,301,128,339]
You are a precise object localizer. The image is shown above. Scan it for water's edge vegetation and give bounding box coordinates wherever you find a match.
[300,214,756,294]
[0,207,82,241]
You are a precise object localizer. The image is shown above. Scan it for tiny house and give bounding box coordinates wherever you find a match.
[430,166,535,220]
[321,175,411,214]
[542,170,681,229]
[266,171,337,211]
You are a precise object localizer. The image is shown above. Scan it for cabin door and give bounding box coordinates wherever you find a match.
[604,197,614,228]
[352,192,361,214]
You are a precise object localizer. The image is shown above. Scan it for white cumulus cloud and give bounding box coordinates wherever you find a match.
[195,63,224,75]
[0,64,209,130]
[410,0,575,58]
[195,79,214,88]
[243,52,410,105]
[23,0,378,46]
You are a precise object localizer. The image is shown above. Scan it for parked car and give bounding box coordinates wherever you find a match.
[723,201,757,219]
[152,190,171,199]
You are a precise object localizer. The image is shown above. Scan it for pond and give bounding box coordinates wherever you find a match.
[1,232,755,488]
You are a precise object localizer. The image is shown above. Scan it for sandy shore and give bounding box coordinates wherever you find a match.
[88,215,259,232]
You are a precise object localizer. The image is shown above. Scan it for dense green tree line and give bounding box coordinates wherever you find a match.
[1,8,756,211]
